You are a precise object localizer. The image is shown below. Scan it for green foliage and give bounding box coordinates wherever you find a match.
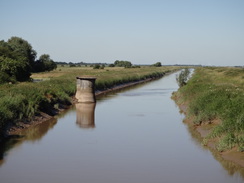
[0,40,18,59]
[0,78,76,129]
[0,37,34,82]
[152,62,162,67]
[100,65,105,69]
[216,133,237,151]
[0,37,56,83]
[177,67,244,151]
[114,60,132,68]
[93,64,101,69]
[0,72,11,84]
[33,54,57,72]
[95,71,165,91]
[176,68,190,87]
[7,36,37,70]
[108,64,115,67]
[0,56,31,83]
[131,65,141,68]
[93,64,105,69]
[69,63,76,67]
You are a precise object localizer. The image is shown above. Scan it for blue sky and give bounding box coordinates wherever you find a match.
[1,0,244,66]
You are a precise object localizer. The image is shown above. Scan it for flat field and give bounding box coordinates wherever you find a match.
[31,65,177,81]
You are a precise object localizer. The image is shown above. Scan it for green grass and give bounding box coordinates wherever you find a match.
[0,66,179,133]
[174,67,244,151]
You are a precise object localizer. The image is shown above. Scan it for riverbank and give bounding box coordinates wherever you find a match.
[3,70,173,137]
[173,94,244,168]
[172,67,244,168]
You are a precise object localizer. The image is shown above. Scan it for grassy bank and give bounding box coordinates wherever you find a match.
[0,66,179,135]
[173,67,244,152]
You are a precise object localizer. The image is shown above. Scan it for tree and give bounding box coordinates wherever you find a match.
[0,56,30,83]
[93,64,100,69]
[33,54,57,72]
[0,37,57,83]
[7,37,37,71]
[0,38,33,82]
[100,64,105,69]
[152,62,162,67]
[176,68,190,87]
[39,54,57,71]
[114,60,132,68]
[0,40,18,59]
[108,64,115,67]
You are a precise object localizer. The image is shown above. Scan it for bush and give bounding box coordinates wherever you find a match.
[108,64,115,67]
[176,68,190,87]
[93,64,100,69]
[114,60,132,68]
[152,62,162,67]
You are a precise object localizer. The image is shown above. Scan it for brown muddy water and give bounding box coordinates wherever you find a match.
[0,72,243,183]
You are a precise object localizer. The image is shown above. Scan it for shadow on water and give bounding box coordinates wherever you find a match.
[189,123,244,179]
[0,135,23,166]
[0,118,57,167]
[176,108,244,180]
[17,118,58,142]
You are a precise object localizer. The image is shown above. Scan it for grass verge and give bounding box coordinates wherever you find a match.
[173,67,244,152]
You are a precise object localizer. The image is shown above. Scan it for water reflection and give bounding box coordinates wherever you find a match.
[0,135,22,166]
[0,118,57,167]
[184,120,244,179]
[18,118,57,141]
[76,103,96,129]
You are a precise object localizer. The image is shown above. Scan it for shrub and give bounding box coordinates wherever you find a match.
[93,64,100,69]
[176,68,190,87]
[152,62,162,67]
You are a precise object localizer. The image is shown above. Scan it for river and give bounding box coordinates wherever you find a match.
[0,72,243,183]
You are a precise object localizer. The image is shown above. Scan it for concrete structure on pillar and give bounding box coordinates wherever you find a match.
[75,76,96,103]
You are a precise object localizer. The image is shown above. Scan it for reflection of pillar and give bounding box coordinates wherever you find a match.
[76,103,96,128]
[75,76,96,103]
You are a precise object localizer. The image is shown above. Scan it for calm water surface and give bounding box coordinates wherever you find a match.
[0,72,243,183]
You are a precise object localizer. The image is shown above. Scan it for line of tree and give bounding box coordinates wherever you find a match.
[33,54,57,72]
[0,36,57,84]
[151,62,162,67]
[114,60,132,68]
[55,61,109,67]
